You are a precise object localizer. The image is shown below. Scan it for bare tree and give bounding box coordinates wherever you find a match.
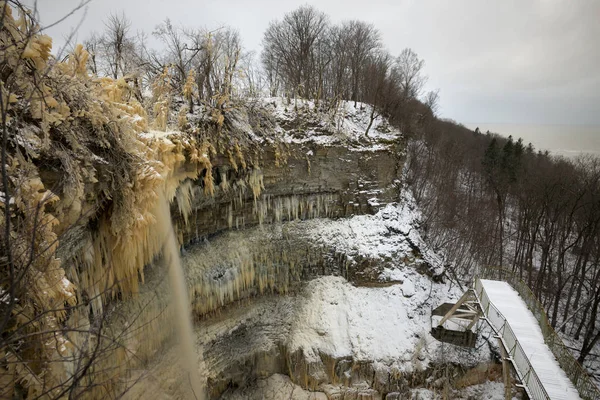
[362,52,391,136]
[207,27,242,101]
[261,43,281,97]
[101,12,134,79]
[83,31,100,75]
[262,5,329,99]
[327,24,352,100]
[153,19,192,90]
[344,21,381,106]
[424,89,440,116]
[149,20,244,109]
[240,51,266,98]
[393,48,427,99]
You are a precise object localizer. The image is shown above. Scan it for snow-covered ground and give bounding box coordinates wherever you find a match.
[288,276,430,365]
[292,191,445,279]
[260,97,402,150]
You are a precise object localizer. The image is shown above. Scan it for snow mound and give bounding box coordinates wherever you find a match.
[286,276,426,364]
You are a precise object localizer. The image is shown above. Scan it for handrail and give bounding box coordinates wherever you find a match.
[474,277,550,400]
[479,267,600,400]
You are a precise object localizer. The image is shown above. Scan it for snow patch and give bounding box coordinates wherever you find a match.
[0,191,15,205]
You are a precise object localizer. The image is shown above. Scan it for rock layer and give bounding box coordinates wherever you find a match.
[175,143,403,245]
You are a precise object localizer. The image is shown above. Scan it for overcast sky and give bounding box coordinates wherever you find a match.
[24,0,600,126]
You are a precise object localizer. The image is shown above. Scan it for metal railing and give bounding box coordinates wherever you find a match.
[479,267,600,400]
[474,277,550,400]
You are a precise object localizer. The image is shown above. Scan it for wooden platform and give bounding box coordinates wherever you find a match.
[430,325,477,348]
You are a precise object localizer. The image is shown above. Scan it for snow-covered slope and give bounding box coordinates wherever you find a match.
[288,275,437,366]
[293,191,445,279]
[260,97,402,150]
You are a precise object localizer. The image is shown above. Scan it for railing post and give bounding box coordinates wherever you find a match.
[509,341,517,358]
[523,368,531,385]
[497,335,512,400]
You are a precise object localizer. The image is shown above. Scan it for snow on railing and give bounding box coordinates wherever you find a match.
[474,277,550,400]
[479,267,600,400]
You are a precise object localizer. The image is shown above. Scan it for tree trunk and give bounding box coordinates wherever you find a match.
[578,292,600,363]
[365,106,377,136]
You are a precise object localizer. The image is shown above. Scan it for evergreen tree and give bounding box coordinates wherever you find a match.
[483,137,500,176]
[502,135,516,183]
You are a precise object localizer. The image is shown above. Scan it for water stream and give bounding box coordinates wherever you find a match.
[158,194,205,399]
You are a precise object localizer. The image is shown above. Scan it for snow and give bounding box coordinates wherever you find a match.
[14,126,42,157]
[0,288,11,304]
[480,279,581,400]
[285,271,488,373]
[301,208,412,262]
[401,278,416,297]
[287,276,417,363]
[295,192,445,278]
[138,130,178,140]
[279,191,477,370]
[60,277,74,298]
[367,197,380,207]
[0,191,14,205]
[260,97,402,151]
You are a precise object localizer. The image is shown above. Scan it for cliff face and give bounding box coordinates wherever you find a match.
[32,92,426,398]
[173,99,404,244]
[100,102,475,400]
[118,193,486,400]
[118,102,407,327]
[177,144,400,242]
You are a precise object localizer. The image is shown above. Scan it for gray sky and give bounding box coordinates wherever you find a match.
[25,0,600,125]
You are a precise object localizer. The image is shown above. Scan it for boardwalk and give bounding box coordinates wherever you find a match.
[478,279,581,400]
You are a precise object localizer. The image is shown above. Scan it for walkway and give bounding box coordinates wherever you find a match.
[476,278,581,400]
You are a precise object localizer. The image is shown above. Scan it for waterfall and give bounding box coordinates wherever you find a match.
[157,194,205,399]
